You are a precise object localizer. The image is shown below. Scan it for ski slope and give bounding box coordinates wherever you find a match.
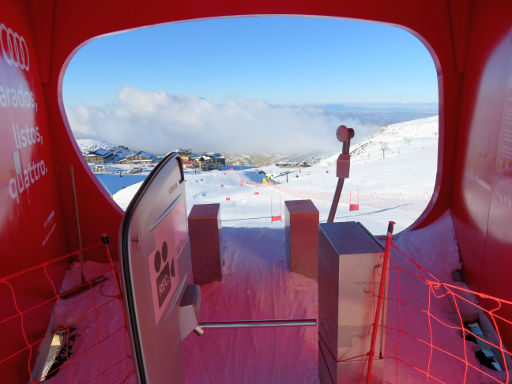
[112,115,438,234]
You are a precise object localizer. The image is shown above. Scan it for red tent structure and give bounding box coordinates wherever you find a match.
[1,1,512,383]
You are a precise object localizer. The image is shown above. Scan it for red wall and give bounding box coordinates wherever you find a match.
[46,0,459,244]
[41,0,512,350]
[0,1,68,289]
[0,1,123,381]
[451,2,512,346]
[2,0,512,380]
[0,2,70,381]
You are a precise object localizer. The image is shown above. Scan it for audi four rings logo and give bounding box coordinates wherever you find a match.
[1,23,29,71]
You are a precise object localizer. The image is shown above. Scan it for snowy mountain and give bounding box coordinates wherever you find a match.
[76,138,136,161]
[320,115,438,166]
[76,138,116,153]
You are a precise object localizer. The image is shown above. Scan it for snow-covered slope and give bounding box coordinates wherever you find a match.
[351,114,437,159]
[110,115,438,234]
[114,181,144,210]
[320,115,437,166]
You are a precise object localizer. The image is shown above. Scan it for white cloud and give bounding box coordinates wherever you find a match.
[67,86,352,155]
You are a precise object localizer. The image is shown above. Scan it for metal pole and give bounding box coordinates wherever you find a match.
[70,165,85,284]
[327,125,354,223]
[199,318,316,329]
[366,221,394,384]
[327,178,345,223]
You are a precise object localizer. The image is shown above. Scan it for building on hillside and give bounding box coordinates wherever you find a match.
[188,153,202,168]
[121,151,156,164]
[85,154,103,163]
[85,148,115,163]
[213,153,226,166]
[182,160,199,169]
[94,148,115,161]
[177,149,191,161]
[186,151,225,170]
[197,155,212,170]
[195,153,226,170]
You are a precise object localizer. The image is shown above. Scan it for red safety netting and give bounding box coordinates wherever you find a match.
[362,238,511,384]
[4,217,512,384]
[0,240,135,384]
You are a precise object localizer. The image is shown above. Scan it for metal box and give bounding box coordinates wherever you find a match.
[188,203,223,284]
[284,200,319,280]
[336,154,351,179]
[318,221,386,383]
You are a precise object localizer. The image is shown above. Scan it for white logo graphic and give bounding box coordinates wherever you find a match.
[0,23,29,71]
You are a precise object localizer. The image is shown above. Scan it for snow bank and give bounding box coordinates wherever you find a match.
[113,181,143,210]
[384,212,505,383]
[48,212,505,383]
[181,227,319,383]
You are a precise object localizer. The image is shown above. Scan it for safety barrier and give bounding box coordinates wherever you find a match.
[349,190,360,212]
[0,240,134,384]
[360,229,511,383]
[5,222,510,383]
[221,167,413,213]
[225,168,275,187]
[270,195,283,222]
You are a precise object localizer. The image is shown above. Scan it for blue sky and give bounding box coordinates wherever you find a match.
[64,17,438,154]
[63,16,438,107]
